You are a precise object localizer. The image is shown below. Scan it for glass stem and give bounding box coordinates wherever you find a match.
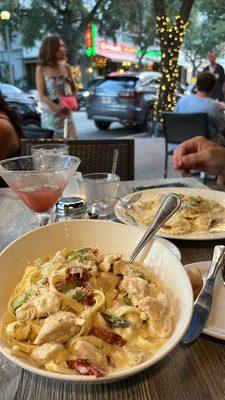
[34,212,51,227]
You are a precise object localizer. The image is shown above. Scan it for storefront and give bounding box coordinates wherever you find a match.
[85,23,161,77]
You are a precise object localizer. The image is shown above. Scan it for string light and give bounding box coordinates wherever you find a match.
[153,14,189,122]
[70,65,83,89]
[93,56,108,68]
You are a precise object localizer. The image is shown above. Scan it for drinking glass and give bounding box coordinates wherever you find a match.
[0,155,80,226]
[31,143,69,155]
[80,173,120,217]
[63,171,83,198]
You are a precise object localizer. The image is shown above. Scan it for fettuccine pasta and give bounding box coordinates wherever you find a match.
[1,247,173,377]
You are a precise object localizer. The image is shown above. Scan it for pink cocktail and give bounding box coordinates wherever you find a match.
[14,185,64,213]
[0,154,80,226]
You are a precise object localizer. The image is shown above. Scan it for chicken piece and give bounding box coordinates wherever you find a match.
[31,343,64,366]
[99,254,121,272]
[120,276,150,306]
[15,302,36,323]
[138,294,172,338]
[137,293,170,321]
[125,313,143,329]
[123,345,146,367]
[16,291,61,323]
[147,312,173,338]
[31,291,60,317]
[97,271,120,292]
[113,260,130,276]
[34,311,81,345]
[72,339,108,370]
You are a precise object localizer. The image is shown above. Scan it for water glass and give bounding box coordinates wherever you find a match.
[80,173,120,217]
[31,143,69,155]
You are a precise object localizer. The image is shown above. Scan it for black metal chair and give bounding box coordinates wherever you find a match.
[21,138,135,180]
[23,128,54,139]
[163,112,209,178]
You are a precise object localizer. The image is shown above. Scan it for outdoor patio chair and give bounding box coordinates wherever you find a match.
[163,112,209,178]
[21,138,134,180]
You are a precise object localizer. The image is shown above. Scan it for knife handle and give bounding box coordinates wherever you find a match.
[207,245,225,280]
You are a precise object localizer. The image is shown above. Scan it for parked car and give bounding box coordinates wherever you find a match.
[78,78,104,109]
[87,72,160,132]
[0,83,41,129]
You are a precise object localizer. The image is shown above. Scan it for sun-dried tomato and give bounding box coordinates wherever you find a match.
[55,268,90,292]
[92,248,99,255]
[89,327,126,347]
[106,355,115,368]
[66,359,104,377]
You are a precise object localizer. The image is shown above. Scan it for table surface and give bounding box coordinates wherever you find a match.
[1,177,225,400]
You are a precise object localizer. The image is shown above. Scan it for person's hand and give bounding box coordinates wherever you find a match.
[58,106,70,116]
[173,136,225,176]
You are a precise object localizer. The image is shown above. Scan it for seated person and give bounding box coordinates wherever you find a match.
[173,136,225,177]
[0,93,23,160]
[0,93,23,187]
[174,72,225,144]
[0,92,22,160]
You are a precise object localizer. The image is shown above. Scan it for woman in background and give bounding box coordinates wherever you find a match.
[36,36,77,139]
[0,92,22,160]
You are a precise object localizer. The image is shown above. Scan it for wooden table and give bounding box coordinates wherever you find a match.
[1,177,225,400]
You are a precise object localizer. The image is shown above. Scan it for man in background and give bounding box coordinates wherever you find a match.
[174,72,225,143]
[204,51,225,101]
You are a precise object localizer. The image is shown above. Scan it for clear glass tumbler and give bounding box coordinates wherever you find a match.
[80,173,120,217]
[31,143,69,156]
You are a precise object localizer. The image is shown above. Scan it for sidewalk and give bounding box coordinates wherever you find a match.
[134,138,179,179]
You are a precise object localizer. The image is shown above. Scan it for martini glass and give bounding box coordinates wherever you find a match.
[0,154,80,226]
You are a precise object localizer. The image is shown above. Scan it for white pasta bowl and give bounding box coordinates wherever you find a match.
[0,219,193,383]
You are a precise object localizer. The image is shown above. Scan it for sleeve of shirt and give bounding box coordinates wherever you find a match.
[213,103,225,134]
[174,98,181,112]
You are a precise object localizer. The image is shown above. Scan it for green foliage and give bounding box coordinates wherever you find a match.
[183,0,225,73]
[11,0,94,63]
[98,0,156,54]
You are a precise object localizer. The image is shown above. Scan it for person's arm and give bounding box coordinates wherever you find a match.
[173,136,225,176]
[0,119,20,160]
[35,65,61,112]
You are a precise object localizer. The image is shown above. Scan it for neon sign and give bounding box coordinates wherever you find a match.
[85,23,97,56]
[85,24,161,61]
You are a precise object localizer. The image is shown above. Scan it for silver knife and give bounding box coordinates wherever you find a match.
[182,245,225,344]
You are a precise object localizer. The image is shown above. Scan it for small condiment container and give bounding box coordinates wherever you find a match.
[55,197,87,221]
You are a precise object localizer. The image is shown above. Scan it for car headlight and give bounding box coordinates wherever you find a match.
[82,91,90,98]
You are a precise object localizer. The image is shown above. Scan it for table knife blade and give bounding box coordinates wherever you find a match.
[182,245,225,345]
[181,277,214,344]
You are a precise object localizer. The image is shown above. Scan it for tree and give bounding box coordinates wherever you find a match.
[97,0,156,67]
[183,1,225,76]
[152,0,195,122]
[124,0,156,67]
[13,0,105,64]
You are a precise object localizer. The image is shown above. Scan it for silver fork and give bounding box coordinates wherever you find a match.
[119,192,142,208]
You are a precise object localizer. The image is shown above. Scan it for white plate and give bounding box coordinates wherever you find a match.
[185,261,225,340]
[157,238,181,260]
[115,187,225,241]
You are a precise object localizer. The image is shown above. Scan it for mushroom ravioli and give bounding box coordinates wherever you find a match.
[127,194,225,235]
